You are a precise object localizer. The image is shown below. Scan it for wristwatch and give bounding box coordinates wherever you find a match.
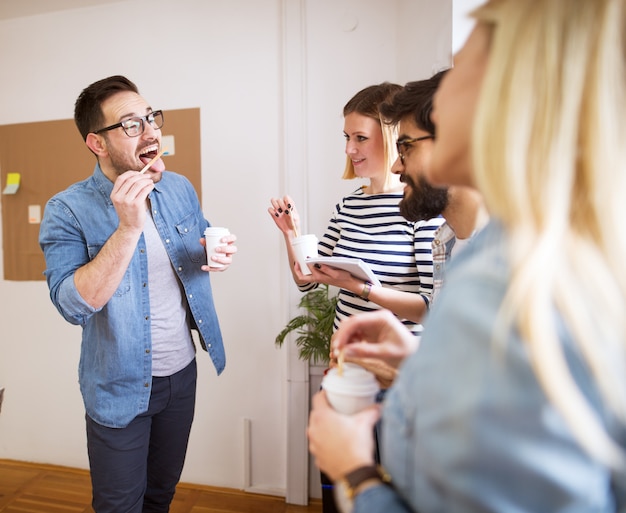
[334,465,391,513]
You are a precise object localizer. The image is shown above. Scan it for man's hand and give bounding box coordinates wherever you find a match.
[200,234,238,272]
[110,171,155,234]
[74,171,154,309]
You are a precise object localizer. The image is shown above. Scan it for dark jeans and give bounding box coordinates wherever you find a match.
[86,359,197,513]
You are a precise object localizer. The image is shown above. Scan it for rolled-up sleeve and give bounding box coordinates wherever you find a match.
[39,198,100,325]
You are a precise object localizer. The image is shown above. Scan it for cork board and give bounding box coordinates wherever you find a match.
[0,108,201,281]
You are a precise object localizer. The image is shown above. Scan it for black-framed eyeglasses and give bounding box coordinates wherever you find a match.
[93,110,164,137]
[396,135,434,163]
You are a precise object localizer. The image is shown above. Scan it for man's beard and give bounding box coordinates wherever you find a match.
[106,144,141,176]
[399,175,449,222]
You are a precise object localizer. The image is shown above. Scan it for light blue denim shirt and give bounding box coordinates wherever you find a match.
[39,165,225,428]
[354,221,625,513]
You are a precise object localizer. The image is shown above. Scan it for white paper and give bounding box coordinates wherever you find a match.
[305,256,381,286]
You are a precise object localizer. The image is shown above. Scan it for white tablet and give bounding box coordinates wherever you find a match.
[305,256,381,286]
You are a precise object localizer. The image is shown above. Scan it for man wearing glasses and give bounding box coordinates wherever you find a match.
[318,74,489,513]
[380,71,487,303]
[39,75,237,513]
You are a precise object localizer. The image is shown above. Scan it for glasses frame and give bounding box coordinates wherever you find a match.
[93,110,164,137]
[396,135,434,163]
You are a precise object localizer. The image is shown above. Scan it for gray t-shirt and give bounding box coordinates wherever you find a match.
[144,208,195,376]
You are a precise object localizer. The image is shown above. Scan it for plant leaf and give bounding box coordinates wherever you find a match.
[274,284,338,364]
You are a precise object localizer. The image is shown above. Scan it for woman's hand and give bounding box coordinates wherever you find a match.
[331,310,419,370]
[340,355,399,389]
[268,195,321,287]
[307,390,380,481]
[305,263,363,293]
[268,195,300,237]
[291,258,319,285]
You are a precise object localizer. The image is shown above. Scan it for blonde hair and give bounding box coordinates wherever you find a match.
[473,0,626,469]
[341,83,401,191]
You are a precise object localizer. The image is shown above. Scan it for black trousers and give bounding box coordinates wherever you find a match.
[86,359,197,513]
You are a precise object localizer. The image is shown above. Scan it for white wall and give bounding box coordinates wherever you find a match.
[0,0,460,500]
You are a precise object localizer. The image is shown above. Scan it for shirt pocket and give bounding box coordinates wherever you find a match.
[87,244,131,296]
[175,213,204,264]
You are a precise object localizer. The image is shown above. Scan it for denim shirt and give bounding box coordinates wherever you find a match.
[39,165,225,428]
[354,221,625,513]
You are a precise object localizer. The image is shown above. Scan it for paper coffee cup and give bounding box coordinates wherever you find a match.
[321,363,380,415]
[204,227,230,268]
[291,234,318,275]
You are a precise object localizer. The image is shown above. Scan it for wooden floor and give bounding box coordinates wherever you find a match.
[0,459,322,513]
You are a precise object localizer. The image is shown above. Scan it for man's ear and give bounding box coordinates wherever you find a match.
[86,133,107,157]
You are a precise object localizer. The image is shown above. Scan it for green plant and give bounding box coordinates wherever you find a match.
[275,284,338,365]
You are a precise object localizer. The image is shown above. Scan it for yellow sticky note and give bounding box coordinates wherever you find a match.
[3,173,20,194]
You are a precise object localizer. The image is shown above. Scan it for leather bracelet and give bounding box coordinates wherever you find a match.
[361,281,373,301]
[338,464,391,499]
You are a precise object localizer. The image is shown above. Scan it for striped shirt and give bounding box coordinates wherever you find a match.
[300,187,443,337]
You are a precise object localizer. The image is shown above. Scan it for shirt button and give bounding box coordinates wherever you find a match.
[165,239,170,244]
[436,264,441,270]
[189,294,193,299]
[184,228,188,233]
[144,383,150,388]
[207,344,212,348]
[178,266,183,271]
[198,319,203,324]
[145,315,149,320]
[153,210,157,215]
[434,239,441,246]
[145,349,151,354]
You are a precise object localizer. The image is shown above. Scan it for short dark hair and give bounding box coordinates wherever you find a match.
[379,69,448,136]
[74,75,139,141]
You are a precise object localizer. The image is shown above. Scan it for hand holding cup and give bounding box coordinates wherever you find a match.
[321,362,380,415]
[204,227,230,269]
[291,234,318,276]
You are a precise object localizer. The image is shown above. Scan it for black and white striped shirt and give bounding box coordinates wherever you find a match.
[300,187,443,337]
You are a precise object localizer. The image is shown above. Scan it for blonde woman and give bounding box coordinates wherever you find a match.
[307,1,626,512]
[269,83,444,337]
[271,83,445,513]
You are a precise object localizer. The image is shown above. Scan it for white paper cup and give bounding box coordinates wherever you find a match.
[291,234,318,275]
[204,227,230,268]
[321,363,380,415]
